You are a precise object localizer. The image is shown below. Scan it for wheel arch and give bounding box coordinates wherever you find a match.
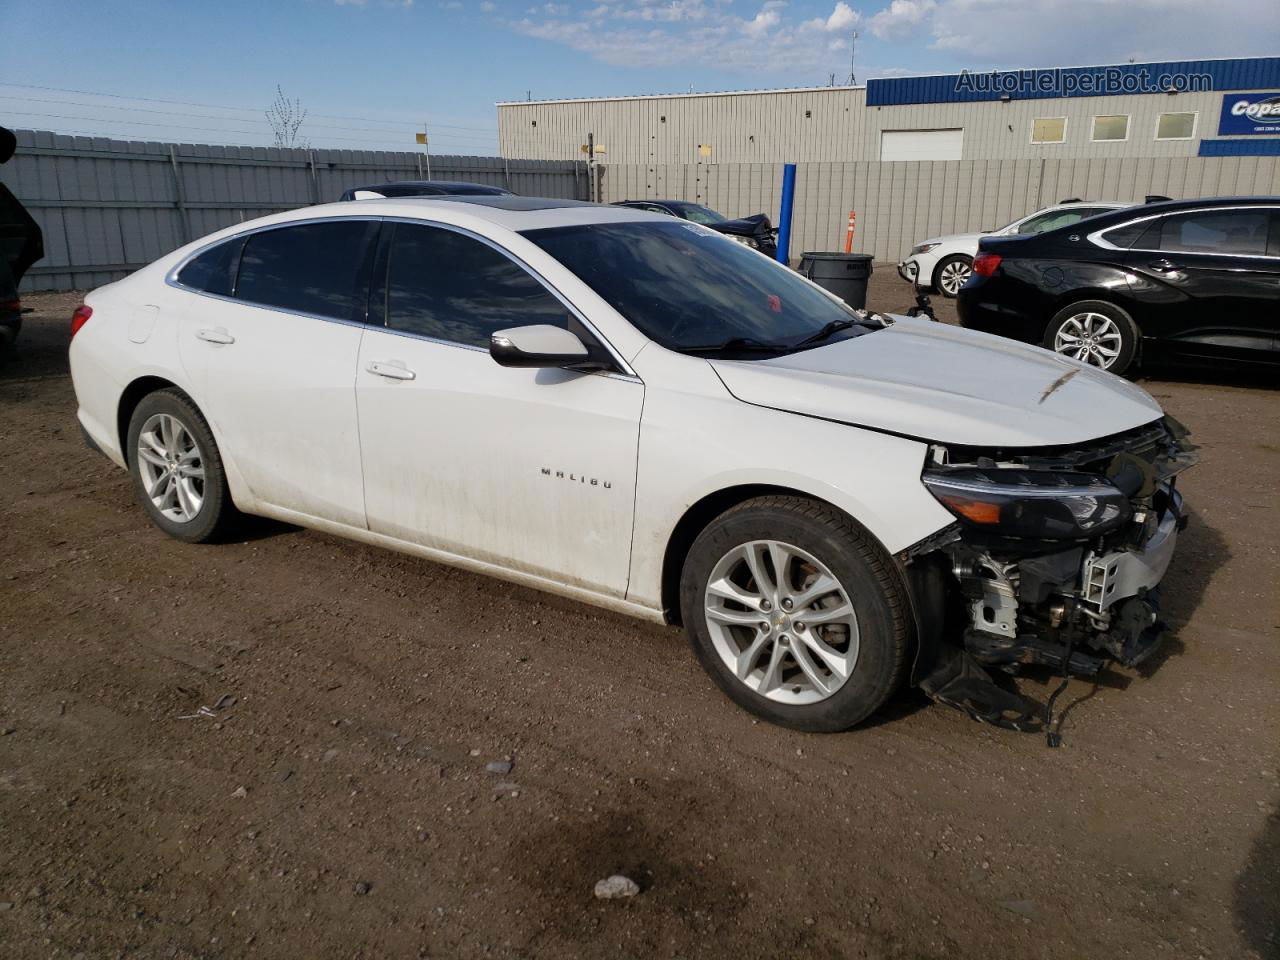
[659,483,895,627]
[117,375,183,458]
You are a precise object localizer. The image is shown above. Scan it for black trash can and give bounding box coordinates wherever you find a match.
[798,252,873,309]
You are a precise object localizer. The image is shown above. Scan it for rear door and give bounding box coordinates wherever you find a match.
[175,218,377,527]
[1123,206,1280,360]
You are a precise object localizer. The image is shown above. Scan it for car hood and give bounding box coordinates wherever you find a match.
[708,317,1163,447]
[713,213,775,237]
[915,231,986,250]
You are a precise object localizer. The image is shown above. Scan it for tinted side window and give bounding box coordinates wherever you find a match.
[1099,219,1149,249]
[383,223,567,348]
[176,237,243,296]
[236,221,376,321]
[1152,210,1270,256]
[1017,209,1097,235]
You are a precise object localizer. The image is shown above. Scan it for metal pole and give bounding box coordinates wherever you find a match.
[776,163,796,265]
[308,150,320,204]
[168,146,191,243]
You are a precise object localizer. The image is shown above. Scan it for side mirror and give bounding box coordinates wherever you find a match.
[490,324,593,369]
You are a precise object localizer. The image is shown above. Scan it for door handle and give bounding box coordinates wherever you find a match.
[195,327,235,345]
[1148,259,1180,273]
[366,360,416,381]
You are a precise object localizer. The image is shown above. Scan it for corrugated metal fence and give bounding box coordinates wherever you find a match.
[601,156,1280,265]
[6,128,1278,290]
[6,129,589,291]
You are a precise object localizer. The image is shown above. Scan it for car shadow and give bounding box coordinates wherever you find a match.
[1138,360,1280,391]
[1235,796,1280,959]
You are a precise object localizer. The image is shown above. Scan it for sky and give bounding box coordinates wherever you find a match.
[1,0,1278,155]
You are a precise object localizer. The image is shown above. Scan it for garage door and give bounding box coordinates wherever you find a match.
[880,129,964,161]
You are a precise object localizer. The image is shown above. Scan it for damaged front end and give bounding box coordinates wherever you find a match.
[898,416,1198,735]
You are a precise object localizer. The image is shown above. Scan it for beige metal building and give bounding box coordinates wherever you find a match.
[498,57,1280,165]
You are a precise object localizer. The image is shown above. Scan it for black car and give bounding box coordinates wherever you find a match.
[956,196,1280,376]
[339,180,513,201]
[0,126,44,353]
[612,199,778,257]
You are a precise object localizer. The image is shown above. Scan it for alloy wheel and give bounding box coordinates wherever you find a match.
[939,260,971,296]
[1054,311,1123,369]
[136,413,205,523]
[703,540,860,705]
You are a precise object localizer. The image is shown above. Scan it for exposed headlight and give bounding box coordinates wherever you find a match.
[729,235,760,249]
[910,242,941,255]
[922,469,1130,540]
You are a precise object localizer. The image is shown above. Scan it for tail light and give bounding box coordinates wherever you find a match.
[70,304,93,339]
[972,253,1002,277]
[1,298,19,312]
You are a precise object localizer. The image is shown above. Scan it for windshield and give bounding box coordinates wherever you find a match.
[667,202,727,225]
[523,221,870,355]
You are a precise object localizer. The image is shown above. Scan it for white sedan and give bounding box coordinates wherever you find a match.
[70,196,1194,732]
[898,200,1130,297]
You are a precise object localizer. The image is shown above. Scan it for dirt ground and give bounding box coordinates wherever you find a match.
[1,273,1277,960]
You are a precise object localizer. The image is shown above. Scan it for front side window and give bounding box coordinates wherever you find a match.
[236,220,376,321]
[175,237,244,296]
[382,223,568,348]
[1015,208,1110,235]
[1031,117,1066,144]
[1092,115,1129,141]
[524,220,874,354]
[1156,112,1196,140]
[1144,209,1271,256]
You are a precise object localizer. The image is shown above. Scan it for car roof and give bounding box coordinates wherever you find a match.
[250,196,665,233]
[1064,195,1280,230]
[352,180,511,193]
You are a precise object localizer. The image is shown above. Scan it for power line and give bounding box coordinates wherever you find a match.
[3,112,498,150]
[0,80,498,133]
[0,98,496,142]
[1,110,496,147]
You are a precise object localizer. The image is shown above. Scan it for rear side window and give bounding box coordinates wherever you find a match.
[381,223,567,348]
[1146,209,1270,256]
[175,237,243,296]
[236,220,376,321]
[1099,219,1149,249]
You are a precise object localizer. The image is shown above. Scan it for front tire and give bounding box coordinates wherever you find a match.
[933,254,972,298]
[1043,300,1139,375]
[126,389,238,543]
[679,496,911,732]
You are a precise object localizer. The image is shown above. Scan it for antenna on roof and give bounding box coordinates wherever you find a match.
[849,29,858,85]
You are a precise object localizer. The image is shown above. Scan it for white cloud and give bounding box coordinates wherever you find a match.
[480,0,496,9]
[823,1,858,31]
[742,4,782,35]
[867,0,934,39]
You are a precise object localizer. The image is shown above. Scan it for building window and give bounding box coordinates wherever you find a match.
[1156,112,1197,140]
[1031,117,1067,144]
[1091,115,1129,141]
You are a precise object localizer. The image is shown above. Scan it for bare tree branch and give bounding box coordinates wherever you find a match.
[265,86,309,149]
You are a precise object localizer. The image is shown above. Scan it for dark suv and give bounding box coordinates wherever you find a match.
[612,200,778,257]
[956,196,1280,376]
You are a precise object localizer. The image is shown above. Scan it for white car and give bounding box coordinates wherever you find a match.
[898,200,1131,298]
[69,196,1195,733]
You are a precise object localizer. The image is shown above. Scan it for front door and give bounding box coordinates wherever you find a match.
[1124,206,1280,360]
[176,218,377,527]
[354,221,643,596]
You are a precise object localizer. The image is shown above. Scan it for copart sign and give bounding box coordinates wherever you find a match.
[1218,92,1280,135]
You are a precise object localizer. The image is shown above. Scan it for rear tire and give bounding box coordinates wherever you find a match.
[1043,300,1139,376]
[933,254,972,298]
[679,495,911,732]
[126,389,239,543]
